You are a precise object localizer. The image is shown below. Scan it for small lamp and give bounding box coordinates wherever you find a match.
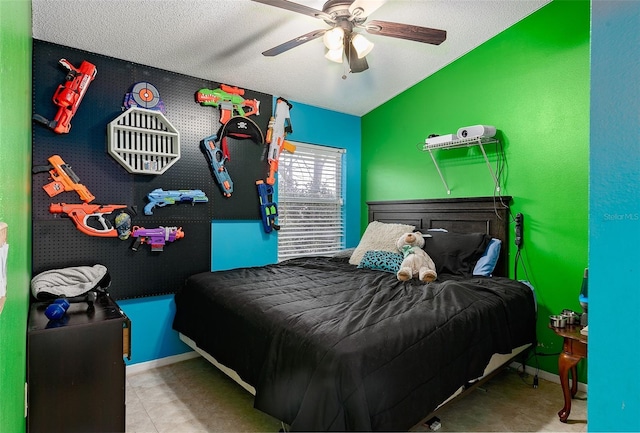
[351,34,374,59]
[323,27,344,50]
[325,48,344,63]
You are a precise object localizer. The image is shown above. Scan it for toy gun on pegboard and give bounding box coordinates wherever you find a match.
[130,226,184,252]
[201,134,233,197]
[256,180,280,233]
[49,203,131,238]
[265,97,296,185]
[32,155,96,203]
[196,84,260,124]
[144,188,208,215]
[33,59,97,134]
[201,117,265,198]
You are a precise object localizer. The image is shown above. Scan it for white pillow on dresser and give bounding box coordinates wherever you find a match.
[349,221,416,266]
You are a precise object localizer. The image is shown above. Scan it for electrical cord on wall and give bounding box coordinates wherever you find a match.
[490,139,510,220]
[514,212,524,280]
[515,344,562,389]
[515,347,540,388]
[494,140,507,198]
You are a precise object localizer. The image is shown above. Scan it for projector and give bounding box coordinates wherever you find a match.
[456,125,496,139]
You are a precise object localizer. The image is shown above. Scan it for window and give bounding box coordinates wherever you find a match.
[277,142,345,261]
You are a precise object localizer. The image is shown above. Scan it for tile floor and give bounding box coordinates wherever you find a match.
[126,356,587,432]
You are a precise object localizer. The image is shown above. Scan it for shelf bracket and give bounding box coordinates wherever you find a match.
[477,141,501,193]
[423,137,500,194]
[427,149,451,194]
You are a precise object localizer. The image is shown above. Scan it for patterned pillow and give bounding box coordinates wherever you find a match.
[357,250,404,274]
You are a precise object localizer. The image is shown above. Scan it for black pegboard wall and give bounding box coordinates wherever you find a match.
[32,40,273,299]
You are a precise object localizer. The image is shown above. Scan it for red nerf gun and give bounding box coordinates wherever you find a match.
[32,155,95,203]
[33,59,97,134]
[49,203,128,238]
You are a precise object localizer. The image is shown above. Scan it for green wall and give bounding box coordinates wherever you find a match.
[362,0,590,377]
[0,0,32,431]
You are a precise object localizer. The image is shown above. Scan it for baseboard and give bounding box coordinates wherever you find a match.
[509,361,588,393]
[126,351,200,376]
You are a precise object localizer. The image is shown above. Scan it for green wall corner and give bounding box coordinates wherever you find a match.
[0,0,32,431]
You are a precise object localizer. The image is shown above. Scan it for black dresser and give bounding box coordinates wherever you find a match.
[27,294,130,433]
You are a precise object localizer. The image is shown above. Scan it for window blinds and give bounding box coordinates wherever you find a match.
[277,142,345,261]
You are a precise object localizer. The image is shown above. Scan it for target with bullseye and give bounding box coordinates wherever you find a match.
[123,81,166,113]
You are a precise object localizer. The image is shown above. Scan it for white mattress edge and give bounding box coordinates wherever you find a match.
[179,333,531,405]
[179,333,257,396]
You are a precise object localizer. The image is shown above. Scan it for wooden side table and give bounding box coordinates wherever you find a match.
[549,324,587,422]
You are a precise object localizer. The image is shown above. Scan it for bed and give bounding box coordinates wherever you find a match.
[172,197,537,431]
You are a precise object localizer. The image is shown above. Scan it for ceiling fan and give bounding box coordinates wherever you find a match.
[252,0,447,73]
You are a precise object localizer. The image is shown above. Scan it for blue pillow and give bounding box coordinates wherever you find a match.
[473,238,502,276]
[357,250,404,274]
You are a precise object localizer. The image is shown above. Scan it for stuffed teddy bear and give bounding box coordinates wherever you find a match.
[396,232,438,283]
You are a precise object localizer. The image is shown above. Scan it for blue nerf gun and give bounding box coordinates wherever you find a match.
[202,134,233,197]
[256,180,280,233]
[144,188,208,215]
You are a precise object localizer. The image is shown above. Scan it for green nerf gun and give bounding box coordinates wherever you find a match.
[196,84,260,124]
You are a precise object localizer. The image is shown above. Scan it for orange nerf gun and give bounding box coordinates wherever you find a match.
[33,59,97,134]
[196,84,260,124]
[266,97,296,185]
[32,155,95,203]
[49,203,128,238]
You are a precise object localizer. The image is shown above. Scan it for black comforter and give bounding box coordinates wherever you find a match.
[173,256,536,431]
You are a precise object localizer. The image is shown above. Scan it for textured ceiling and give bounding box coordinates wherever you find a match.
[32,0,550,116]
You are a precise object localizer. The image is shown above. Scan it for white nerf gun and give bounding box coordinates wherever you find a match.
[265,97,296,185]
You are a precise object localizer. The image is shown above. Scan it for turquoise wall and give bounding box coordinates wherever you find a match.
[119,99,361,365]
[362,0,590,377]
[588,1,640,430]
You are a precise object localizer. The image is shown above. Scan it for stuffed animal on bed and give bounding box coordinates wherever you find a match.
[396,232,438,283]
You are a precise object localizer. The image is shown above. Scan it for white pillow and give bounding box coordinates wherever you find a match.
[349,221,416,265]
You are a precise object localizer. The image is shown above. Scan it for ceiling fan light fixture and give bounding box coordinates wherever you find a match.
[351,33,374,59]
[323,27,344,50]
[325,47,344,63]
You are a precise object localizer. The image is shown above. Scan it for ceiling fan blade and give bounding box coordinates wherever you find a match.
[365,20,447,45]
[347,41,369,73]
[262,29,327,56]
[251,0,331,21]
[348,0,386,19]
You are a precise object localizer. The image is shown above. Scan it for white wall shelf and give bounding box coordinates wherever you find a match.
[422,136,500,194]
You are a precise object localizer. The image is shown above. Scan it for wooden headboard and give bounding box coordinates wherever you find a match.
[367,196,513,277]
